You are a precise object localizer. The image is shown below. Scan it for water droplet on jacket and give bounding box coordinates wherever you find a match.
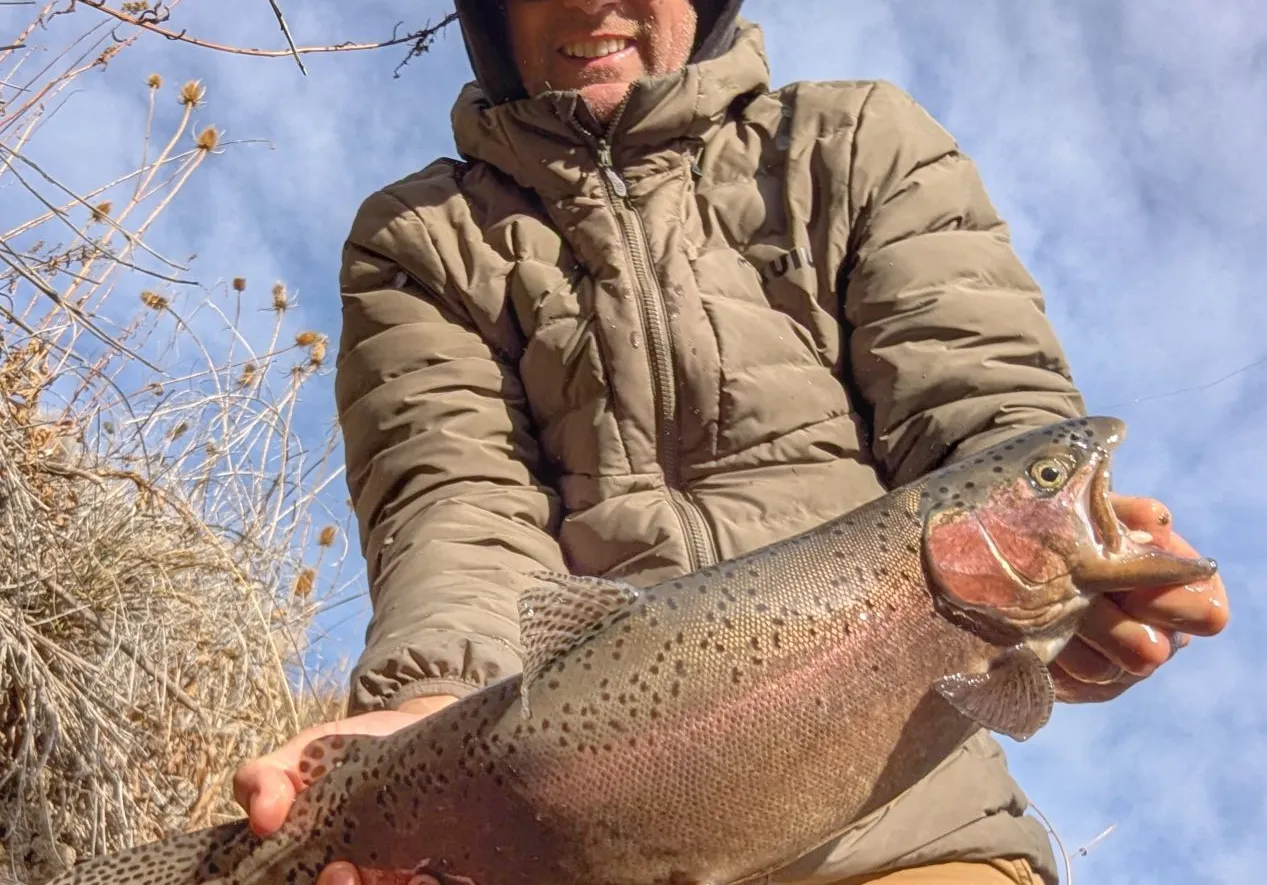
[630,332,642,349]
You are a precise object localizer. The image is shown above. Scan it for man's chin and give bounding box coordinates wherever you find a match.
[579,82,635,123]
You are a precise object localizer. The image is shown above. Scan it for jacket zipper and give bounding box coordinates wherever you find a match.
[588,121,718,572]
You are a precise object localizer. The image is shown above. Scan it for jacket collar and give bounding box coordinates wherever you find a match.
[450,18,771,199]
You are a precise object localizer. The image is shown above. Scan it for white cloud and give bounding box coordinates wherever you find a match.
[3,0,1263,881]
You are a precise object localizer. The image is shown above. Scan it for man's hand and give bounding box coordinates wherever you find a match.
[1051,494,1229,703]
[232,694,460,885]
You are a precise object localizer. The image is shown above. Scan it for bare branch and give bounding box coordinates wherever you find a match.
[264,0,306,75]
[0,143,200,287]
[76,0,458,64]
[43,578,207,721]
[0,244,161,370]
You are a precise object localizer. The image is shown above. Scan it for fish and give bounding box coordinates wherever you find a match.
[43,415,1217,885]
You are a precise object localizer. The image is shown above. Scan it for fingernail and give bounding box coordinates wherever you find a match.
[1085,659,1126,685]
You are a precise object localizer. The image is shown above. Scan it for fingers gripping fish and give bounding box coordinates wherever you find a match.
[41,416,1217,885]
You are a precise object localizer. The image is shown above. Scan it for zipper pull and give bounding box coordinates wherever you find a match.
[596,139,629,198]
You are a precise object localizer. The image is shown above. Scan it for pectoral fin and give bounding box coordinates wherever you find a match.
[934,646,1055,741]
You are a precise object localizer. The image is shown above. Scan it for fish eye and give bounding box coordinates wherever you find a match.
[1028,457,1070,490]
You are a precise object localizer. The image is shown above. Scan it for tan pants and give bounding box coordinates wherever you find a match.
[835,859,1041,885]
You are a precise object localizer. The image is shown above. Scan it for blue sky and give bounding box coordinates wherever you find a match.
[3,1,1263,882]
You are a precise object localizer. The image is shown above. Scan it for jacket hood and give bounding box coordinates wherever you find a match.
[454,0,745,106]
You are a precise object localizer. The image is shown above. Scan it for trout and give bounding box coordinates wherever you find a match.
[43,416,1216,885]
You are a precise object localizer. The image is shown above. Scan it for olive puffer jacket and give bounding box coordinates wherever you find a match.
[334,14,1083,885]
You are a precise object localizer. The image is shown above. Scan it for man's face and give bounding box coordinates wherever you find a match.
[505,0,699,124]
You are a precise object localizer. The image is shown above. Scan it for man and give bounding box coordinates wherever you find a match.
[235,1,1229,883]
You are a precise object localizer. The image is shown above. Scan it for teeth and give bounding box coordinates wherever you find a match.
[562,38,631,59]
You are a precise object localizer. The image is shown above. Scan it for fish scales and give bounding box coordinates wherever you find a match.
[38,417,1218,885]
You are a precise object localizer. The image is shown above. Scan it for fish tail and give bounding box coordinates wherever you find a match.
[42,820,261,885]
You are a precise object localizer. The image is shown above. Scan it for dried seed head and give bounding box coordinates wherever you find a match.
[91,201,113,222]
[147,73,163,89]
[294,330,321,347]
[238,361,258,387]
[309,338,327,366]
[294,568,316,599]
[168,421,188,441]
[318,525,337,547]
[179,80,205,107]
[232,277,246,292]
[195,126,219,151]
[272,282,288,312]
[140,290,168,310]
[204,441,220,457]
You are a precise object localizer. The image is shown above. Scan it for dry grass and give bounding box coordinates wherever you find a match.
[1,6,353,883]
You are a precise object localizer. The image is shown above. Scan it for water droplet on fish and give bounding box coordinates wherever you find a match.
[1128,530,1154,545]
[859,611,869,621]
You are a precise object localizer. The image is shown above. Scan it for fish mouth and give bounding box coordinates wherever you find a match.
[1073,431,1217,594]
[1086,446,1123,554]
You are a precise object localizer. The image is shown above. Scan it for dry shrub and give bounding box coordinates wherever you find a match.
[1,5,354,883]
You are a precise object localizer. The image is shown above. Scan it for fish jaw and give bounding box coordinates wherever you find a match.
[921,416,1217,654]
